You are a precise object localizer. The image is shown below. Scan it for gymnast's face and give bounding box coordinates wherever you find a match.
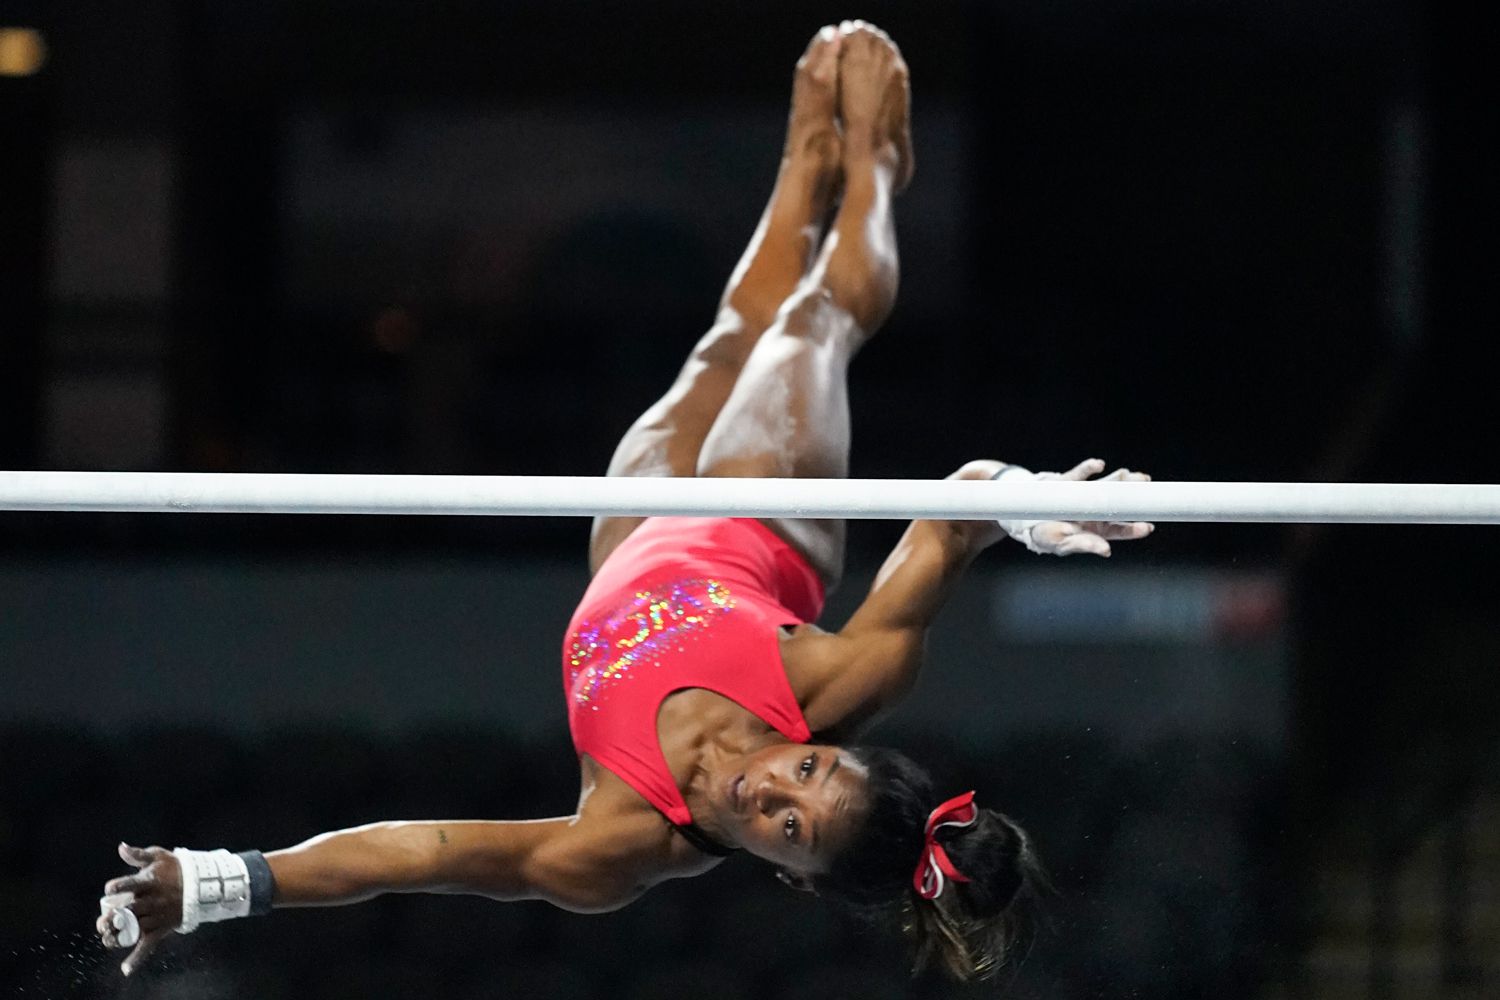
[717,742,869,875]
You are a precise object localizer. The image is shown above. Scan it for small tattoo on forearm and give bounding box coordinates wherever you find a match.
[438,829,448,845]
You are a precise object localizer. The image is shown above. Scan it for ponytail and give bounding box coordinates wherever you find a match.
[810,746,1046,980]
[905,810,1044,979]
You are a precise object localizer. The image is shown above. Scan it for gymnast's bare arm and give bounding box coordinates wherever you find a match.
[785,462,997,733]
[97,811,663,973]
[786,458,1153,735]
[263,816,653,910]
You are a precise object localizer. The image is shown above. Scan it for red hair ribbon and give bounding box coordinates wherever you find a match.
[912,790,978,900]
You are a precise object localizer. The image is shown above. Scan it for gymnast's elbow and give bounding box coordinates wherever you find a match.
[519,843,645,914]
[541,884,641,915]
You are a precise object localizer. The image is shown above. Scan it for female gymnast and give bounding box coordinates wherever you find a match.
[97,22,1152,982]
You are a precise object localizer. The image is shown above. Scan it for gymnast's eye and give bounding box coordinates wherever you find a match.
[799,755,815,779]
[784,814,799,841]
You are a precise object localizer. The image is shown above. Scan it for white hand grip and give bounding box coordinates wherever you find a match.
[100,892,140,948]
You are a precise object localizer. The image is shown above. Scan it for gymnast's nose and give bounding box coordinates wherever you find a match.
[753,775,799,815]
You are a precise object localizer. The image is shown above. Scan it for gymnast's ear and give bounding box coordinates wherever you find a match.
[776,870,815,893]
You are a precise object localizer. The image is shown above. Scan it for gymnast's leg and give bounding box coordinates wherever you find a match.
[695,22,912,588]
[590,27,846,573]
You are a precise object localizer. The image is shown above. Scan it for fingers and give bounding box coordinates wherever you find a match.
[1091,520,1155,541]
[1055,532,1111,558]
[1060,458,1106,481]
[121,928,166,977]
[1032,521,1111,558]
[119,842,166,868]
[1100,466,1151,482]
[124,894,174,923]
[104,873,155,896]
[97,913,120,949]
[1050,460,1152,483]
[97,902,144,951]
[102,881,169,929]
[98,903,172,945]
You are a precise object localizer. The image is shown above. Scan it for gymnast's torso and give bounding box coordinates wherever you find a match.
[563,518,826,837]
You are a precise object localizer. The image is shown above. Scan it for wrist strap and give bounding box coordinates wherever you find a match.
[238,850,277,916]
[173,848,252,933]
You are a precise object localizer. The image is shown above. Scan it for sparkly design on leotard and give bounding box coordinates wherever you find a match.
[568,579,737,710]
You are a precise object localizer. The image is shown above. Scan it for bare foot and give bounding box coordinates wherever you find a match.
[836,20,914,193]
[784,25,844,206]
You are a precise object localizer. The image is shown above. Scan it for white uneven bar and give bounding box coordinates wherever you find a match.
[1,472,1498,523]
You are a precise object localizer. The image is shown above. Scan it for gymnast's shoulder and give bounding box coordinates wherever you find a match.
[528,774,719,912]
[780,622,922,737]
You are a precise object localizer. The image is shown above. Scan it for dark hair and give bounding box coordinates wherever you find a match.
[810,746,1047,981]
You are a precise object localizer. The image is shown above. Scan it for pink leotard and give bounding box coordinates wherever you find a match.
[563,517,826,828]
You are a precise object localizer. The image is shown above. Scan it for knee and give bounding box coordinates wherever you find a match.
[772,286,863,347]
[689,312,759,370]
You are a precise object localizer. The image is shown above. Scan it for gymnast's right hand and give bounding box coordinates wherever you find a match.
[96,842,181,976]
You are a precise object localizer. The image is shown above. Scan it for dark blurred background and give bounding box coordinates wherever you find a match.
[2,2,1496,998]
